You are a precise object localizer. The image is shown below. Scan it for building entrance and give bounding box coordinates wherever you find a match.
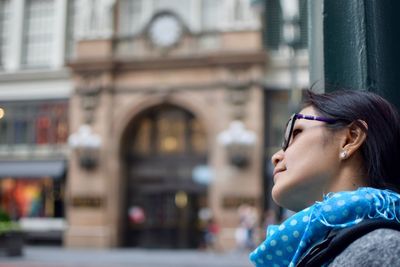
[122,105,208,248]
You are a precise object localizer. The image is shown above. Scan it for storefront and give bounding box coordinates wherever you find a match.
[0,160,66,241]
[0,99,69,242]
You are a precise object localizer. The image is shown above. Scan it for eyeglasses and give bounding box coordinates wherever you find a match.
[282,113,337,151]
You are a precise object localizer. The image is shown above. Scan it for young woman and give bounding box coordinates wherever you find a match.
[250,90,400,267]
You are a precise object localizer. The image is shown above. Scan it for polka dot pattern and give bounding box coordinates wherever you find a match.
[323,205,332,212]
[249,187,400,267]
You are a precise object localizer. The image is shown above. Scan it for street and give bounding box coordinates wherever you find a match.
[0,246,253,267]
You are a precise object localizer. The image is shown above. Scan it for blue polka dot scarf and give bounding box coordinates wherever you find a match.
[249,187,400,267]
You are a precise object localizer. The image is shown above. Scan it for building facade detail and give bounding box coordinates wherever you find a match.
[66,0,266,248]
[0,0,75,242]
[147,12,184,49]
[77,0,115,39]
[0,0,273,250]
[117,0,260,37]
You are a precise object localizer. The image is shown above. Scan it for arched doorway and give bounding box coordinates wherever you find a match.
[121,104,209,248]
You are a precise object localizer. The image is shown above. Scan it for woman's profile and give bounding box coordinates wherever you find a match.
[250,90,400,267]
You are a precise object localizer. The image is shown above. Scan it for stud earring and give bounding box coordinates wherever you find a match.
[340,150,348,159]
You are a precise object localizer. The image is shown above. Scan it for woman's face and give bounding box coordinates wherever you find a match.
[271,106,343,211]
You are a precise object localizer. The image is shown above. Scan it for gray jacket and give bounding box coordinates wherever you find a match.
[329,229,400,266]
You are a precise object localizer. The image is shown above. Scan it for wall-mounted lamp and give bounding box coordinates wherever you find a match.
[218,121,257,168]
[68,125,102,170]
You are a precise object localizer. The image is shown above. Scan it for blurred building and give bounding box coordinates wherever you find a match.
[261,0,309,221]
[67,0,266,249]
[0,0,73,242]
[0,0,309,250]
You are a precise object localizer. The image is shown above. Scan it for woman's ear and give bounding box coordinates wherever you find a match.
[341,120,368,159]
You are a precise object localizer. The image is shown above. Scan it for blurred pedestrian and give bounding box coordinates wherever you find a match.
[236,204,258,251]
[129,206,145,224]
[204,217,220,251]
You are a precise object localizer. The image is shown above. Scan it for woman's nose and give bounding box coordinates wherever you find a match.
[271,149,284,166]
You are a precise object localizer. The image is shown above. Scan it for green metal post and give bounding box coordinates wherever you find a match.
[322,0,400,110]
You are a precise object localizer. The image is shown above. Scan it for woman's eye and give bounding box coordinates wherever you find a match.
[292,129,302,139]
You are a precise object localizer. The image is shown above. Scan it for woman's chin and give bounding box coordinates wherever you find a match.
[272,185,303,212]
[271,185,286,207]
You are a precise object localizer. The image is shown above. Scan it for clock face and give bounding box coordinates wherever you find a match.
[148,14,183,48]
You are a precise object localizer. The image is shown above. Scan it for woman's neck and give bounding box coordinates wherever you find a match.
[329,153,369,192]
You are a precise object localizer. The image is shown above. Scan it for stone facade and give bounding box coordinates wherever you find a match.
[66,27,266,250]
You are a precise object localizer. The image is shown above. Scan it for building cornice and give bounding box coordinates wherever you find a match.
[68,51,267,74]
[111,80,264,95]
[0,68,71,82]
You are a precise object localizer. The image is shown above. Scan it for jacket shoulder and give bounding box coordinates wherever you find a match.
[329,228,400,266]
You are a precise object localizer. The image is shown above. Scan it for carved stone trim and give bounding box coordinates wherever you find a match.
[76,73,103,124]
[68,51,267,73]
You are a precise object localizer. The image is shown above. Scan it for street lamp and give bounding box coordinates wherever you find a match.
[68,124,102,170]
[218,121,257,168]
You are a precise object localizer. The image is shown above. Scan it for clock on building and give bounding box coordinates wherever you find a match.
[148,13,183,48]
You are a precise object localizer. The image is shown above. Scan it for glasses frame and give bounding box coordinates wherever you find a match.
[282,113,337,151]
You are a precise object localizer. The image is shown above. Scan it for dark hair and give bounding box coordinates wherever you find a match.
[304,90,400,192]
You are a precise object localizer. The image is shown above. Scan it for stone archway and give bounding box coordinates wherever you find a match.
[120,104,209,248]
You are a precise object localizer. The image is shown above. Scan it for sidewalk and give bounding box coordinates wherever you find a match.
[0,246,253,267]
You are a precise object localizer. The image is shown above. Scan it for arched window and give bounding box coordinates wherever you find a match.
[129,105,206,157]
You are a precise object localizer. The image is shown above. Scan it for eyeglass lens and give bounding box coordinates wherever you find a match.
[283,114,296,150]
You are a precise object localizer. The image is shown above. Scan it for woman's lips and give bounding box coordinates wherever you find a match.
[273,168,286,181]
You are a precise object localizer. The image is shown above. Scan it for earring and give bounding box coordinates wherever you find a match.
[340,150,348,159]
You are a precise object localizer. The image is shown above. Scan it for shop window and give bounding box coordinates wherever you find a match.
[14,119,29,144]
[36,116,51,144]
[0,177,63,220]
[54,119,68,144]
[0,100,68,146]
[53,102,68,144]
